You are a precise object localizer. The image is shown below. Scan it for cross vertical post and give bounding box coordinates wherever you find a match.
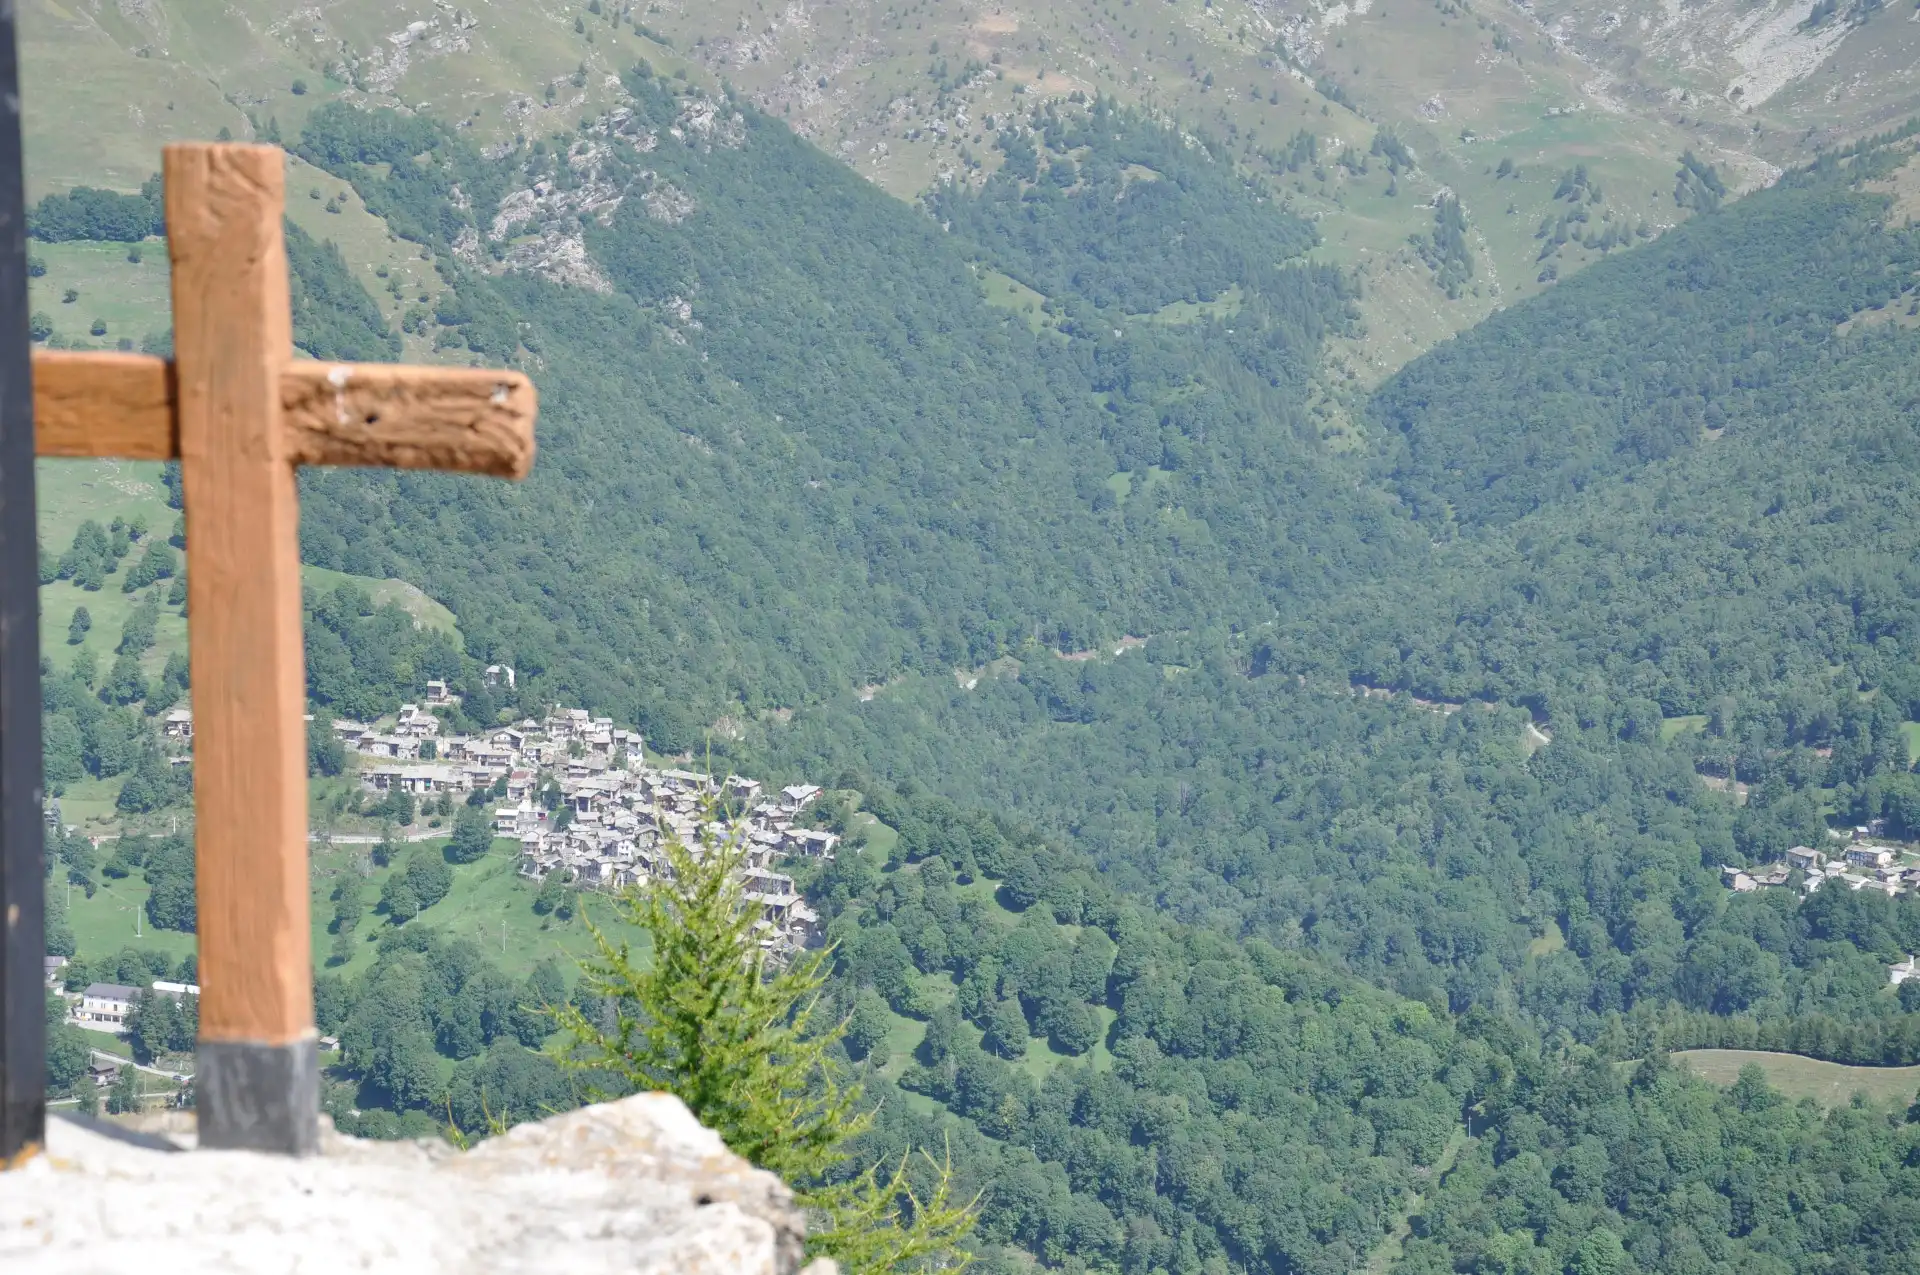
[1,139,534,1163]
[165,144,317,1154]
[0,6,46,1167]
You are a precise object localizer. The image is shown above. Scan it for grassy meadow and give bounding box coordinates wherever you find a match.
[1675,1049,1920,1110]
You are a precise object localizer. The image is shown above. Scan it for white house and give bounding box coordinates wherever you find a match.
[162,708,193,739]
[79,982,140,1028]
[1847,846,1896,870]
[494,802,543,836]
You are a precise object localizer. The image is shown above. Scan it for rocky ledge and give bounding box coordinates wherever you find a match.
[1,1093,830,1274]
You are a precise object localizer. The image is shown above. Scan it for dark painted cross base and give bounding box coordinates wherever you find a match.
[196,1036,320,1155]
[0,1096,44,1167]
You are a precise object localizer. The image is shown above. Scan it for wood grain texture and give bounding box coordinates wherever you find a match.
[281,362,536,477]
[31,356,537,476]
[30,351,175,459]
[164,142,313,1048]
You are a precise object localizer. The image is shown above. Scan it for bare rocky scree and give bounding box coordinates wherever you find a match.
[0,1092,833,1274]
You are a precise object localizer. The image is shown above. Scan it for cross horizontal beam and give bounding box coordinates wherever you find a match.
[31,350,537,476]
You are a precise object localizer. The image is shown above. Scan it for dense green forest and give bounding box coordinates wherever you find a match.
[27,174,164,242]
[829,791,1920,1275]
[59,73,1920,1274]
[288,84,1397,742]
[816,788,1470,1275]
[1326,142,1920,728]
[1396,1046,1920,1275]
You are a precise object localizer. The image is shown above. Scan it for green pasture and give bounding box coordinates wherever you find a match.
[310,835,651,982]
[1142,285,1242,327]
[978,266,1059,335]
[302,564,463,642]
[1675,1049,1920,1110]
[65,871,196,967]
[28,238,171,349]
[65,829,658,987]
[1661,714,1709,742]
[1527,920,1566,958]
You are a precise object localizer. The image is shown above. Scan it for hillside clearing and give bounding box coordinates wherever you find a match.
[1675,1049,1920,1109]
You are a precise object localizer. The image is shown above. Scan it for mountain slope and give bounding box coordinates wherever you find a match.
[26,0,1903,386]
[1324,130,1920,720]
[285,87,1396,736]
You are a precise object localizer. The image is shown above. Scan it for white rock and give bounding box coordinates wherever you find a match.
[0,1093,810,1274]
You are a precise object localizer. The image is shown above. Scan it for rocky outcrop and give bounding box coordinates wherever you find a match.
[0,1093,823,1275]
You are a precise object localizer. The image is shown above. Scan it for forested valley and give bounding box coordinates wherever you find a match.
[53,67,1920,1273]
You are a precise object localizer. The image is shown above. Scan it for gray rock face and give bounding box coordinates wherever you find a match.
[0,1093,818,1274]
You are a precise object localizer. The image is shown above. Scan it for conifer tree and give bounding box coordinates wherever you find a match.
[553,806,977,1272]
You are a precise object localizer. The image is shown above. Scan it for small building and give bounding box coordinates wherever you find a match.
[424,679,454,706]
[1847,846,1896,870]
[162,708,193,739]
[355,733,421,761]
[1786,846,1823,872]
[785,828,840,860]
[1893,956,1920,986]
[151,979,200,1000]
[494,801,543,836]
[484,663,516,689]
[79,982,140,1027]
[44,955,67,988]
[392,705,442,738]
[779,784,821,812]
[362,764,460,795]
[87,1058,121,1088]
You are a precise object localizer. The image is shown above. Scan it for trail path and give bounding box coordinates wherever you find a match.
[88,1047,191,1082]
[1363,1127,1471,1275]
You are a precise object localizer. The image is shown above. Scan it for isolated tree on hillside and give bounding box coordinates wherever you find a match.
[982,996,1030,1059]
[444,803,494,864]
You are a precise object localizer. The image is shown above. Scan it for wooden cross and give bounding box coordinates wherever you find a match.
[25,143,535,1156]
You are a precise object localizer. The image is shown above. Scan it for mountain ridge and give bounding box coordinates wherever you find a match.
[24,0,1916,384]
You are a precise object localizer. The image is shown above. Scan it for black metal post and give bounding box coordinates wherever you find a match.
[0,1,46,1166]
